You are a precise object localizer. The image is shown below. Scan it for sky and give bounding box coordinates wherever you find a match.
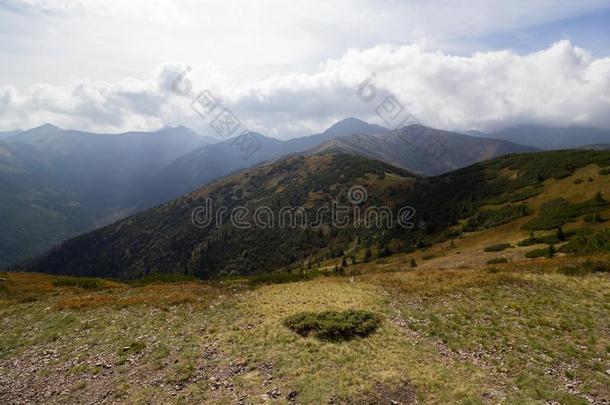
[1,0,610,138]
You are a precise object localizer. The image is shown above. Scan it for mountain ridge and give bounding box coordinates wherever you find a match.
[306,125,537,175]
[29,149,610,278]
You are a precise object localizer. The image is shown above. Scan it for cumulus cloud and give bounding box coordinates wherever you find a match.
[0,41,609,136]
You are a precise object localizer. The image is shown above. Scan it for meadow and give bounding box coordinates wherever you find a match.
[1,252,609,404]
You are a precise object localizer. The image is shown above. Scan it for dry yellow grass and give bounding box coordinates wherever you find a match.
[53,282,219,310]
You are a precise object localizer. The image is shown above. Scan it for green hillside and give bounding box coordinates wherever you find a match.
[30,150,610,279]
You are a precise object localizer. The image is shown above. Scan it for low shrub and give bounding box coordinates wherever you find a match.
[517,236,544,246]
[283,309,381,341]
[465,204,531,231]
[487,257,508,264]
[522,195,608,230]
[421,254,435,261]
[484,243,511,252]
[525,248,548,259]
[517,232,564,246]
[509,187,542,202]
[559,228,610,254]
[559,260,610,276]
[52,277,103,290]
[599,168,610,175]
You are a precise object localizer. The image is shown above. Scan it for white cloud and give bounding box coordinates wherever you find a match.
[2,0,609,89]
[1,41,609,136]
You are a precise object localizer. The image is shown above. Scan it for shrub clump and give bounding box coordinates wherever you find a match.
[52,277,103,289]
[559,228,610,254]
[464,204,531,231]
[560,260,610,276]
[487,257,508,264]
[283,309,381,341]
[524,248,548,259]
[484,243,511,252]
[522,195,607,230]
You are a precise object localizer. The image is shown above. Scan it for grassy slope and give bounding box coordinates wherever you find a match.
[1,258,609,404]
[396,163,610,269]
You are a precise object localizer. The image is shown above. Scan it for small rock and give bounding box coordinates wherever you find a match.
[266,387,281,399]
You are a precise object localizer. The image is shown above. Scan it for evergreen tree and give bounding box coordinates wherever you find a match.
[341,256,348,267]
[410,257,417,268]
[547,244,556,258]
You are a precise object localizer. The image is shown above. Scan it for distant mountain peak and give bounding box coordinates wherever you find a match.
[33,123,61,131]
[161,124,190,131]
[322,117,387,138]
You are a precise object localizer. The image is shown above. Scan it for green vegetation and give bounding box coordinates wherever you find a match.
[599,168,610,175]
[483,243,511,252]
[283,310,382,341]
[524,248,548,258]
[517,232,562,246]
[487,187,543,204]
[464,204,530,231]
[487,257,508,264]
[559,228,610,253]
[560,259,610,276]
[27,150,610,280]
[523,194,607,230]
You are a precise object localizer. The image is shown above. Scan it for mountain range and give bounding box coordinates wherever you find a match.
[468,124,610,150]
[307,125,535,175]
[30,148,610,278]
[0,124,208,265]
[2,119,608,267]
